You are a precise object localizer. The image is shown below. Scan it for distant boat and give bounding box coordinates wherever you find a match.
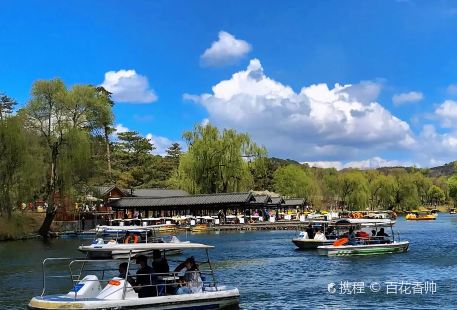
[405,210,437,221]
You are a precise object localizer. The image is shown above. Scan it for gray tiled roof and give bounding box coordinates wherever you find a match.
[270,196,285,205]
[283,198,305,207]
[251,195,271,204]
[131,188,189,197]
[111,192,254,209]
[93,185,129,197]
[94,186,188,198]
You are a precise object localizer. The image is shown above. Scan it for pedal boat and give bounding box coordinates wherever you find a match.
[318,240,409,256]
[79,231,187,259]
[405,211,437,221]
[317,222,409,256]
[28,242,240,310]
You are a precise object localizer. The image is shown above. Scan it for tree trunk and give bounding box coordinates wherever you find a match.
[104,126,112,181]
[38,142,59,238]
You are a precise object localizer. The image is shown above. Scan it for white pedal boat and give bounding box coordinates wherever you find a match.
[79,236,188,259]
[28,242,240,310]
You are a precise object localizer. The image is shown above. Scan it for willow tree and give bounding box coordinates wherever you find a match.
[273,164,319,205]
[23,79,113,237]
[336,170,369,210]
[447,175,457,206]
[177,124,266,194]
[0,115,45,217]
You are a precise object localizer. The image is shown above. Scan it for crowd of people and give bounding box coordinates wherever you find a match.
[117,252,203,298]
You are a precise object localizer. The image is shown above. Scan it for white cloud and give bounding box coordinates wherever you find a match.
[306,161,343,170]
[187,58,415,162]
[200,31,252,67]
[392,91,423,105]
[415,124,457,165]
[307,157,411,170]
[146,133,185,156]
[114,123,129,134]
[201,118,210,127]
[435,100,457,128]
[447,84,457,96]
[111,123,130,139]
[101,69,157,103]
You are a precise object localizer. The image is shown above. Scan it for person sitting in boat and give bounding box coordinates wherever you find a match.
[123,232,132,243]
[347,227,357,245]
[134,255,158,297]
[118,262,135,286]
[376,228,389,243]
[174,256,203,294]
[313,228,327,241]
[306,224,315,239]
[371,229,377,237]
[152,250,169,274]
[376,228,389,237]
[325,226,336,239]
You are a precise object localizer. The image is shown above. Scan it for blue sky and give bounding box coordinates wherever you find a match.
[1,0,457,168]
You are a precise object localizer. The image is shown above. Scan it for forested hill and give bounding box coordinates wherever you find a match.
[375,162,457,177]
[426,161,457,178]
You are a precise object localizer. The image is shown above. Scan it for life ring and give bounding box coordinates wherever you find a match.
[333,237,349,246]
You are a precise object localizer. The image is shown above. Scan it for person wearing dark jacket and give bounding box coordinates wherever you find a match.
[152,250,169,274]
[135,255,157,297]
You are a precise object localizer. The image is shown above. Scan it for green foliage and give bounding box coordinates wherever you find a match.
[0,116,46,217]
[273,165,318,204]
[447,174,457,206]
[336,170,369,210]
[0,92,17,120]
[176,124,266,194]
[427,185,445,205]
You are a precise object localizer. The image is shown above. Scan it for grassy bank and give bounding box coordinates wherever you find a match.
[0,213,42,241]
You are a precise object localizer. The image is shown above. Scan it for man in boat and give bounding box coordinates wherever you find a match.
[376,228,390,243]
[306,224,315,239]
[152,250,169,274]
[118,262,135,286]
[134,255,158,297]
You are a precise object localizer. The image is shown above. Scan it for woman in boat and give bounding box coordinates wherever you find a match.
[174,256,203,294]
[313,228,327,241]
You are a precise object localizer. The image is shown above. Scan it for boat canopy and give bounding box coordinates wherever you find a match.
[79,242,214,252]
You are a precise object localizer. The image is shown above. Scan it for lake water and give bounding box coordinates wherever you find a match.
[1,215,457,309]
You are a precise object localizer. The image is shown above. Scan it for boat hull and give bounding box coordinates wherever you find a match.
[317,241,409,256]
[292,239,334,250]
[28,288,239,310]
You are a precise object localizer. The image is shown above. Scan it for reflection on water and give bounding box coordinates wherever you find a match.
[1,215,457,309]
